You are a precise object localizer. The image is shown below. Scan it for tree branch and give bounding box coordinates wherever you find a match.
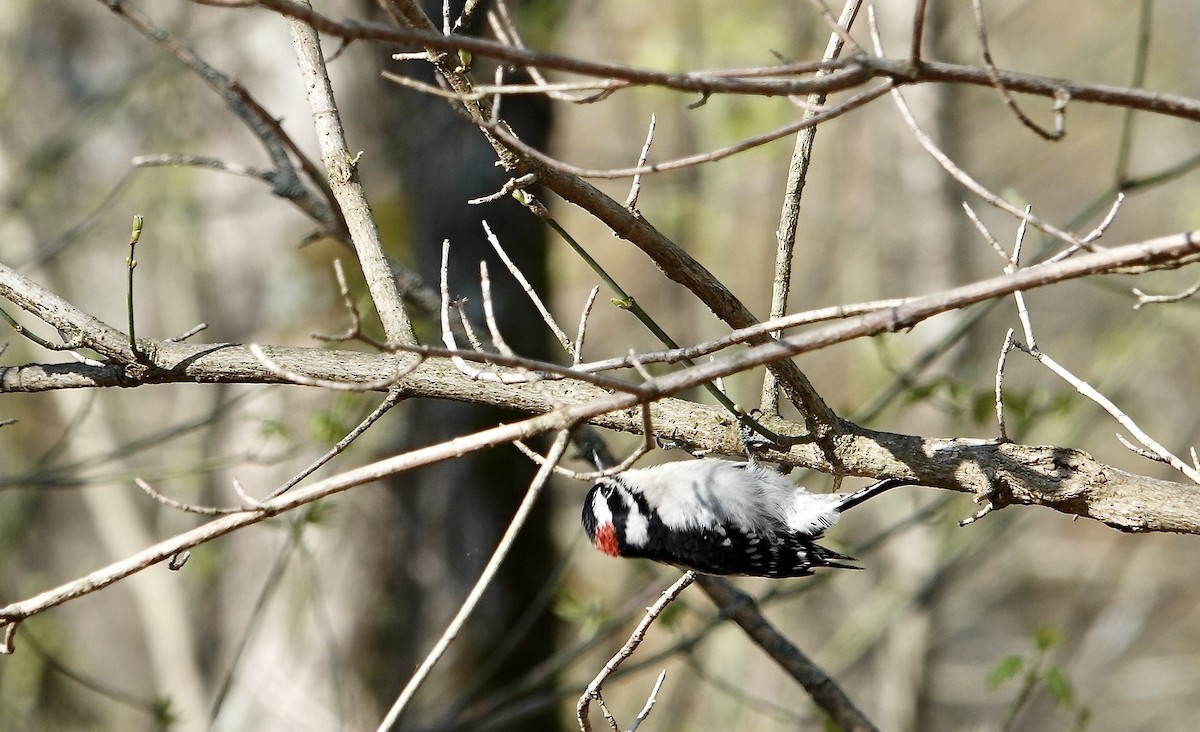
[5,230,1200,533]
[244,0,1200,122]
[697,576,879,732]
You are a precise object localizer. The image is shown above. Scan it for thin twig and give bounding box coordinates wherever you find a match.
[489,83,892,179]
[131,154,275,183]
[135,478,257,516]
[910,0,929,65]
[1116,433,1163,462]
[125,215,144,360]
[312,259,388,350]
[1114,0,1155,185]
[763,0,862,414]
[1013,338,1200,485]
[451,0,482,34]
[577,571,696,732]
[467,172,538,205]
[483,220,574,356]
[870,10,1083,252]
[1132,279,1200,309]
[994,328,1015,443]
[264,387,407,500]
[0,306,89,355]
[164,323,209,343]
[971,0,1066,140]
[626,670,668,732]
[376,431,572,732]
[624,115,656,210]
[1010,208,1036,350]
[574,285,601,367]
[1080,193,1126,245]
[480,261,517,359]
[282,1,415,345]
[963,202,1011,262]
[802,0,861,51]
[455,302,486,352]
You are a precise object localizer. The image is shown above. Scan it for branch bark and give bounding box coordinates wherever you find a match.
[4,229,1200,532]
[249,0,1200,123]
[698,576,879,732]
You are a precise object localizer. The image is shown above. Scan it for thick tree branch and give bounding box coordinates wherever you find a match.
[4,230,1200,533]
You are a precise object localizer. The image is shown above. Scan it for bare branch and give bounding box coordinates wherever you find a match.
[131,154,275,183]
[1132,279,1200,309]
[883,78,1082,249]
[0,409,584,653]
[994,328,1016,443]
[626,670,667,732]
[102,0,338,228]
[697,576,879,732]
[1012,338,1200,485]
[574,285,601,367]
[971,0,1066,140]
[764,0,863,414]
[483,220,574,356]
[264,387,407,500]
[5,232,1200,533]
[624,115,656,210]
[282,3,415,345]
[242,1,1200,124]
[488,82,892,179]
[136,477,257,516]
[910,0,929,65]
[377,431,572,731]
[578,571,696,732]
[312,259,388,350]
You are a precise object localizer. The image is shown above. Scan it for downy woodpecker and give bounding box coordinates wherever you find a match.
[581,458,916,578]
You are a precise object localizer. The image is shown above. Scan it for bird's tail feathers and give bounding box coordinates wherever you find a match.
[813,544,861,571]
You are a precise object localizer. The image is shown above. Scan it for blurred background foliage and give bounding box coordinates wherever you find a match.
[1,1,1199,730]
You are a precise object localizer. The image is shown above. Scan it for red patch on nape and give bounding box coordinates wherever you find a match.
[594,522,620,557]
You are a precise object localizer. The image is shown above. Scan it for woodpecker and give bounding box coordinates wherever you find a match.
[581,458,916,578]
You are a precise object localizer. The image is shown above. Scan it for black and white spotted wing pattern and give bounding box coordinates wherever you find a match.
[582,459,914,579]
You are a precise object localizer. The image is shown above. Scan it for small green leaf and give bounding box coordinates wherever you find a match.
[988,655,1024,689]
[1043,667,1073,706]
[1034,625,1063,652]
[152,696,179,727]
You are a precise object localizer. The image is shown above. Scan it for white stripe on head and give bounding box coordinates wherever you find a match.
[619,487,650,548]
[591,486,614,527]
